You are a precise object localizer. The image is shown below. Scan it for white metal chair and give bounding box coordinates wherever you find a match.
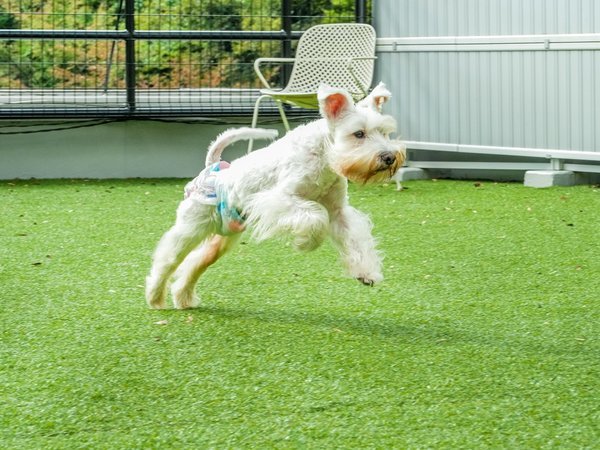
[248,23,377,151]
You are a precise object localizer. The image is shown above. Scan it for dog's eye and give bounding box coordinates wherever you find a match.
[353,130,366,139]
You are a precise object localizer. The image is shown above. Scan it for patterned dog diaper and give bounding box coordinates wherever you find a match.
[184,161,246,236]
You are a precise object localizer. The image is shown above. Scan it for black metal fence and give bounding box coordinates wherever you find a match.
[0,0,370,118]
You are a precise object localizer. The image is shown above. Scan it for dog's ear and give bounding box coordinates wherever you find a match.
[318,85,354,121]
[357,82,391,113]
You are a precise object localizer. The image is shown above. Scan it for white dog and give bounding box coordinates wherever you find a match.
[146,82,405,309]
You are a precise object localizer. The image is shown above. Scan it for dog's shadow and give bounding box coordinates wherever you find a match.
[192,303,455,345]
[182,303,592,360]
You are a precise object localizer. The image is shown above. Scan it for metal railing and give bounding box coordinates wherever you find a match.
[0,0,370,118]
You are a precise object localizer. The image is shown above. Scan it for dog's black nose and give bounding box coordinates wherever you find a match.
[379,151,396,167]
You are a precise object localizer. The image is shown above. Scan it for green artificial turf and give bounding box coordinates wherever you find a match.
[1,178,598,448]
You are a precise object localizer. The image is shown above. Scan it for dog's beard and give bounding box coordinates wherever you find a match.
[333,150,405,184]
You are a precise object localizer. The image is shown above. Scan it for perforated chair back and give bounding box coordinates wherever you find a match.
[248,23,377,150]
[286,23,376,98]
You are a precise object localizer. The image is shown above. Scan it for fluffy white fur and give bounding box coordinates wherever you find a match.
[146,82,406,309]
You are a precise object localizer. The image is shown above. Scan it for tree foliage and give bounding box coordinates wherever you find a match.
[0,0,365,89]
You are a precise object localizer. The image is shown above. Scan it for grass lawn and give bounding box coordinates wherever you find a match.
[1,178,598,448]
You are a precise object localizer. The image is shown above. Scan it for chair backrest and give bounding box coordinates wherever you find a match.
[285,23,376,98]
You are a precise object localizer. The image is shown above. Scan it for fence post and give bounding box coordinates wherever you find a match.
[355,0,367,23]
[281,0,292,86]
[125,0,136,113]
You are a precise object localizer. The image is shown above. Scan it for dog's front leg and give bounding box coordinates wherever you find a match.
[330,205,383,286]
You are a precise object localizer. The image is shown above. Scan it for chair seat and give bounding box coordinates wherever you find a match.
[260,88,366,109]
[259,89,319,109]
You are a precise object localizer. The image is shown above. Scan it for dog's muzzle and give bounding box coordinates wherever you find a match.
[367,147,405,182]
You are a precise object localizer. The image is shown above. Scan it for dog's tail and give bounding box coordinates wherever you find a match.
[205,127,279,167]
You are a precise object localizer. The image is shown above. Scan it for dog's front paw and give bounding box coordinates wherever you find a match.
[357,277,375,286]
[356,273,383,287]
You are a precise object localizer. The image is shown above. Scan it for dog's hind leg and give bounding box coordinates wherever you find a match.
[170,234,241,309]
[146,201,214,309]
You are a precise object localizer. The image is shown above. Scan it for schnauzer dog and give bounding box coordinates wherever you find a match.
[146,82,406,309]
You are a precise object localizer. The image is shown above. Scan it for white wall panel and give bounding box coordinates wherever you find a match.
[375,0,600,158]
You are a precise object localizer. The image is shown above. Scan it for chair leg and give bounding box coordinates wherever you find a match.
[248,95,269,153]
[275,101,291,132]
[248,95,292,153]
